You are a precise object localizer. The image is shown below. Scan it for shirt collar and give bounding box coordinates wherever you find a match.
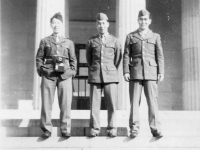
[99,32,109,39]
[138,29,149,36]
[52,33,63,38]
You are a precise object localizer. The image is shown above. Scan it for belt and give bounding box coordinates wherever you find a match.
[45,58,54,64]
[44,58,69,64]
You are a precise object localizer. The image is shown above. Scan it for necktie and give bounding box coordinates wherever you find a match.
[101,35,105,43]
[55,36,59,43]
[141,32,145,39]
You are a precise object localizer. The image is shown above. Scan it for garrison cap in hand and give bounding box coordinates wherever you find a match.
[138,10,150,17]
[50,12,63,22]
[96,13,108,21]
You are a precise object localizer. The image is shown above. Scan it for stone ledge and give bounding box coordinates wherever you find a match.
[0,127,128,137]
[1,125,200,137]
[3,148,200,150]
[1,137,200,149]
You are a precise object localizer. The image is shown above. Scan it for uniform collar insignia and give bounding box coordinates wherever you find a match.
[104,34,113,44]
[132,29,153,40]
[50,34,66,44]
[93,34,102,45]
[93,33,113,45]
[144,30,154,39]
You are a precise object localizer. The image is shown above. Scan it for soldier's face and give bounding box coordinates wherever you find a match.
[96,20,109,34]
[138,15,151,30]
[50,18,63,34]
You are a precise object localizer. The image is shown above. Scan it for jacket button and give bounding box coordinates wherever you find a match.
[57,45,59,47]
[101,57,103,59]
[101,63,103,65]
[101,51,103,53]
[143,46,145,49]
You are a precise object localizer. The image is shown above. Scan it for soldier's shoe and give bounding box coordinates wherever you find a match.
[42,131,51,138]
[153,132,163,138]
[89,131,99,137]
[107,130,117,137]
[61,132,71,138]
[130,131,138,138]
[89,128,100,137]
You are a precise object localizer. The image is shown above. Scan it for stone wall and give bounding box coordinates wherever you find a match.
[147,0,182,110]
[1,0,37,109]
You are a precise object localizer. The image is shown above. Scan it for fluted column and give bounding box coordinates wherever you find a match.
[182,0,200,110]
[33,0,66,109]
[116,0,146,110]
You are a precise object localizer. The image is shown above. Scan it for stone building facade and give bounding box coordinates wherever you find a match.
[1,0,200,111]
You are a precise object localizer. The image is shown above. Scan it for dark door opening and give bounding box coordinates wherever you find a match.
[72,44,106,110]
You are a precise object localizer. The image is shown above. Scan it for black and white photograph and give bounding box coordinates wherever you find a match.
[0,0,200,149]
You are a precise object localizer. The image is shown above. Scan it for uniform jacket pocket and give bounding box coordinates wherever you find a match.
[147,39,156,50]
[62,45,69,53]
[130,39,139,44]
[105,43,115,48]
[106,65,116,71]
[129,59,139,66]
[90,65,98,71]
[149,59,157,66]
[105,43,115,55]
[92,43,100,48]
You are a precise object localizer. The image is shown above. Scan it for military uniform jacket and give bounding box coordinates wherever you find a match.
[36,35,77,80]
[123,30,164,80]
[86,34,122,83]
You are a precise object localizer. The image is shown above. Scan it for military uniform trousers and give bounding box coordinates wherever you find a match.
[90,83,117,133]
[129,80,161,134]
[40,75,72,133]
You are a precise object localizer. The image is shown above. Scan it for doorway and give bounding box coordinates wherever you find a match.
[72,44,107,110]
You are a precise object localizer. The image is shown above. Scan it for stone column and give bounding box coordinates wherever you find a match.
[116,0,146,110]
[182,0,200,110]
[33,0,66,109]
[65,0,69,37]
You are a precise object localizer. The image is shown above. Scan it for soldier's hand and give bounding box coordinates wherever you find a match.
[158,74,164,82]
[124,73,130,82]
[37,67,42,77]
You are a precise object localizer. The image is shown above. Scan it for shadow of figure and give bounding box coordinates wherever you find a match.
[86,136,97,139]
[123,136,136,142]
[149,136,163,142]
[58,137,70,142]
[106,136,117,139]
[37,136,50,142]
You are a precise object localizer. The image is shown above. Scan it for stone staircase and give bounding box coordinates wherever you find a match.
[0,110,200,150]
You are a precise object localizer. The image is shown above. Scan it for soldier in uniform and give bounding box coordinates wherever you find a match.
[36,12,77,138]
[123,10,164,138]
[86,13,122,137]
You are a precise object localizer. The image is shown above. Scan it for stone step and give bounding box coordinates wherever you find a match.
[0,127,127,137]
[1,137,200,149]
[2,118,200,128]
[2,118,200,127]
[2,147,199,150]
[1,111,200,137]
[1,124,200,137]
[1,110,200,120]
